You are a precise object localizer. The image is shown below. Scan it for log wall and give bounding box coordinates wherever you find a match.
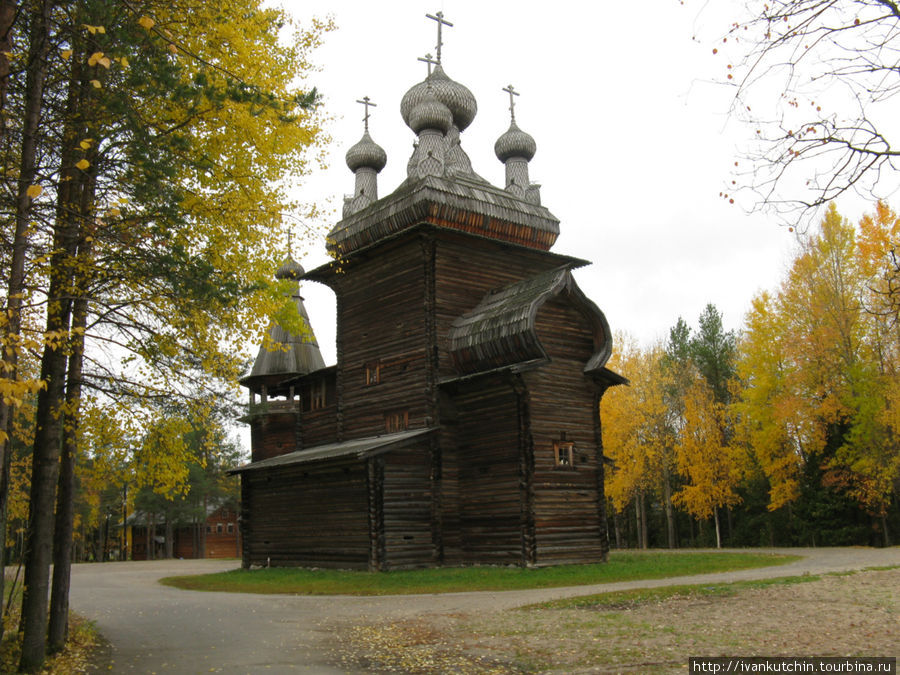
[241,460,370,568]
[335,239,430,439]
[452,376,524,564]
[525,295,605,565]
[381,444,435,568]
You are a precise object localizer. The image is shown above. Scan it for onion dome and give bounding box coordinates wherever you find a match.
[345,131,387,172]
[401,64,477,132]
[275,256,304,281]
[409,89,453,134]
[494,121,536,162]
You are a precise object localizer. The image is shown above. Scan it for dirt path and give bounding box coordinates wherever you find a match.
[68,547,900,673]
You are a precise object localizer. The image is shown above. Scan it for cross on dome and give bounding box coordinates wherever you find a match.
[425,11,453,64]
[502,84,519,123]
[417,53,438,77]
[356,96,377,132]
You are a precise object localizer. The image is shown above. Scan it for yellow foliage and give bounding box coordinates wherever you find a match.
[673,379,742,519]
[602,335,674,513]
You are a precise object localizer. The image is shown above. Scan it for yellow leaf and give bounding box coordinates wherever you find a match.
[138,16,155,30]
[84,24,97,34]
[90,79,101,89]
[96,26,105,34]
[76,159,90,170]
[108,208,121,217]
[26,184,42,198]
[88,51,103,66]
[98,56,111,69]
[61,49,72,61]
[119,56,129,68]
[79,139,93,150]
[168,44,178,54]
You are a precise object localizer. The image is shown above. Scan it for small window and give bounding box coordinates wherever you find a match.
[384,410,409,433]
[206,525,212,534]
[227,523,234,534]
[216,523,224,534]
[310,380,326,410]
[554,441,575,468]
[365,361,381,386]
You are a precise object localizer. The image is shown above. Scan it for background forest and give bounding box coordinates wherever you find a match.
[603,203,900,549]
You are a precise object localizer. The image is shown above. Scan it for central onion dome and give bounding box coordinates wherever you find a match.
[345,130,387,172]
[494,121,536,162]
[409,87,453,134]
[401,64,477,132]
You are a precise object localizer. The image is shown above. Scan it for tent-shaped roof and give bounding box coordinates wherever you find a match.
[447,266,612,376]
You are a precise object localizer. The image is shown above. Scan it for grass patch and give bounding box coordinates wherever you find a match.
[161,550,798,596]
[533,573,822,611]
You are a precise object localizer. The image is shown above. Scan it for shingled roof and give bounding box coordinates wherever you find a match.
[447,266,612,376]
[327,173,560,256]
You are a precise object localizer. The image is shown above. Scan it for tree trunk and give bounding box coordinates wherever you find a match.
[1,0,50,651]
[633,497,642,549]
[881,513,890,547]
[713,509,722,549]
[48,227,93,652]
[663,465,676,548]
[0,0,17,150]
[639,491,649,549]
[165,518,173,559]
[613,511,623,549]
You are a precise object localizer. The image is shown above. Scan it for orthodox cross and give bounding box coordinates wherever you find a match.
[425,11,453,64]
[502,84,519,123]
[356,96,376,132]
[417,52,438,76]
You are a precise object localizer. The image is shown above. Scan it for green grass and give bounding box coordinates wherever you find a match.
[160,550,799,596]
[530,573,821,611]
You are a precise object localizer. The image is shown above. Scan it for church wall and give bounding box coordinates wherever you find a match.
[241,461,370,568]
[336,238,430,439]
[432,232,568,378]
[436,392,463,564]
[452,376,525,564]
[525,296,606,565]
[249,408,299,462]
[381,444,435,569]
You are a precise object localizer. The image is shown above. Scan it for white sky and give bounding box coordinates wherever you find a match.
[274,0,861,363]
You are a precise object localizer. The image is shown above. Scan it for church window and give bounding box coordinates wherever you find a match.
[227,523,234,534]
[554,441,575,468]
[384,410,409,433]
[365,361,381,385]
[310,380,327,410]
[216,523,224,534]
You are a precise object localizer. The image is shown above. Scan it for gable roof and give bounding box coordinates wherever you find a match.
[447,266,612,376]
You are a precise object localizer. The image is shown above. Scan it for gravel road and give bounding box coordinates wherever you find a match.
[68,546,900,673]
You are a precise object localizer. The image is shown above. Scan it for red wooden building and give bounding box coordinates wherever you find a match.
[233,25,624,570]
[129,502,241,561]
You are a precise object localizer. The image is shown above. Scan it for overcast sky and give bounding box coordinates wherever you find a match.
[274,1,847,364]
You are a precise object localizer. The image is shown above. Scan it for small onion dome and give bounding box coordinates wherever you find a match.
[345,131,387,172]
[408,89,453,134]
[275,256,304,281]
[494,121,536,162]
[401,64,477,132]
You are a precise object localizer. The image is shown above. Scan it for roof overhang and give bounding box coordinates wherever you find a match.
[229,427,437,474]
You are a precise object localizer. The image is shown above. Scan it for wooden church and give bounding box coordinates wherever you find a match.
[233,14,625,570]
